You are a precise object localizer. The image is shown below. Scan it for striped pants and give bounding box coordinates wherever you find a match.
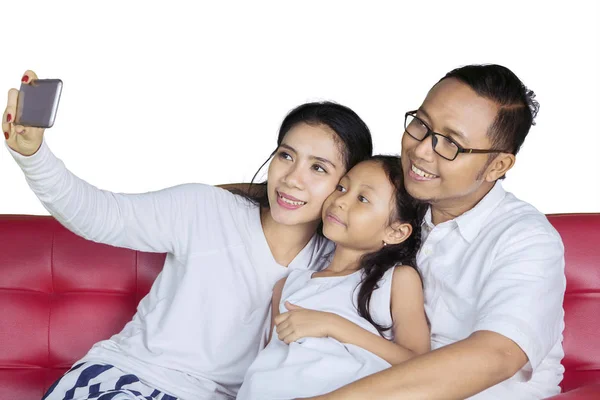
[42,362,179,400]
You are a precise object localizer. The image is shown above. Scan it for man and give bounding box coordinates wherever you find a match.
[310,64,566,399]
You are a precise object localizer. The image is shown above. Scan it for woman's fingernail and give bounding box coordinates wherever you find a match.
[4,132,8,140]
[7,114,12,123]
[21,75,29,83]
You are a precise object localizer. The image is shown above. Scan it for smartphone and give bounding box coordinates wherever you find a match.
[15,79,63,128]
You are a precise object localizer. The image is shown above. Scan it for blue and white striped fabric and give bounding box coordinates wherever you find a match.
[42,362,178,400]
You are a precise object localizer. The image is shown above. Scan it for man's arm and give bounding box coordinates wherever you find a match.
[311,226,565,399]
[311,330,527,400]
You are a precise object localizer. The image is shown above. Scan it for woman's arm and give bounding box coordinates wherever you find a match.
[6,138,223,256]
[4,71,221,257]
[327,266,430,365]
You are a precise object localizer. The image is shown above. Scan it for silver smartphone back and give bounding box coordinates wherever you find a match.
[15,79,63,128]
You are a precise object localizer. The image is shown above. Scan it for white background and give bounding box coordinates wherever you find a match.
[1,0,598,215]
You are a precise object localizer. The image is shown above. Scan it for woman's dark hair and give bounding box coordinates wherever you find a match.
[235,101,373,210]
[440,64,540,156]
[355,155,426,336]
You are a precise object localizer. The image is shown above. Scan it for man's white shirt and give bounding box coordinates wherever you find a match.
[419,182,566,399]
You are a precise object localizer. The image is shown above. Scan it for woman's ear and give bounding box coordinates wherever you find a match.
[384,221,412,246]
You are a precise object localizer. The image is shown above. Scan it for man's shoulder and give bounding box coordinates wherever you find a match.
[469,191,565,291]
[485,191,563,249]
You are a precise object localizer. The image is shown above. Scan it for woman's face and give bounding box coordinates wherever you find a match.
[267,122,347,228]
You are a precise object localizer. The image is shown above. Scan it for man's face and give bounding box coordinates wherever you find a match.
[401,78,501,211]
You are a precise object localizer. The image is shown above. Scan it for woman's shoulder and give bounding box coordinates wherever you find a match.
[175,183,259,211]
[166,184,260,240]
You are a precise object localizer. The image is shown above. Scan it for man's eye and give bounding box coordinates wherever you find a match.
[358,195,369,203]
[336,184,346,193]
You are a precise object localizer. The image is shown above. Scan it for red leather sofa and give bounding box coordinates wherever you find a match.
[1,214,599,399]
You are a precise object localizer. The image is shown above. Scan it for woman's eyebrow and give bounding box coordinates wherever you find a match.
[314,156,337,169]
[279,143,338,169]
[279,143,296,153]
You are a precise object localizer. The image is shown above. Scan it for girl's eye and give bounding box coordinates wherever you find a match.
[279,152,292,161]
[358,195,369,203]
[336,184,346,193]
[312,164,327,173]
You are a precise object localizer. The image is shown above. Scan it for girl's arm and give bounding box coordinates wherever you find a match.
[327,265,430,365]
[268,277,287,342]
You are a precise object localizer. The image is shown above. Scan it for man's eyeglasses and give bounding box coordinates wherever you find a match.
[404,110,506,161]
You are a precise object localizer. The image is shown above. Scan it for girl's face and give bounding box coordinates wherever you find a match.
[267,122,347,227]
[322,160,397,251]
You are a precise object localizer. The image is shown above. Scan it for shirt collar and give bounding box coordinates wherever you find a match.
[422,207,436,233]
[423,182,507,243]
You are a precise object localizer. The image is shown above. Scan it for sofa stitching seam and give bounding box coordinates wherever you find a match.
[135,251,139,305]
[48,221,55,369]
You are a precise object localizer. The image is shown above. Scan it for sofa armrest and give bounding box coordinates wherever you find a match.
[545,384,600,399]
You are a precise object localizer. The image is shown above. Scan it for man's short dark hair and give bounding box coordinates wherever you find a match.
[441,64,540,156]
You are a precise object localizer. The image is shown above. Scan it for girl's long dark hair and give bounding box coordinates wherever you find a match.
[233,102,373,213]
[355,155,426,336]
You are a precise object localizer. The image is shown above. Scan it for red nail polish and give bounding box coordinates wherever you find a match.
[21,75,29,83]
[6,114,11,122]
[4,132,8,140]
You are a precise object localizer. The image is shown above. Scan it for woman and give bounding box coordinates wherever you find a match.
[2,70,373,400]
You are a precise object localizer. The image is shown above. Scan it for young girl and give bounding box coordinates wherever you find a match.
[2,71,373,400]
[237,155,430,400]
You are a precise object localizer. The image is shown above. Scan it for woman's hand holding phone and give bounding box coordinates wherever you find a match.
[3,70,47,157]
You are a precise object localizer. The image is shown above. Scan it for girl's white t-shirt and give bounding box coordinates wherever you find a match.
[237,267,395,400]
[7,139,334,400]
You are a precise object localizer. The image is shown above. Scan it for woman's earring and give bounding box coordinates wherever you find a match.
[382,241,387,247]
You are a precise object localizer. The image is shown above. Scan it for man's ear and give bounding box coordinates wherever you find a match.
[486,153,516,182]
[384,221,412,246]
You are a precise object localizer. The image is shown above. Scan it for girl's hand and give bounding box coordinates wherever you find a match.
[274,301,339,344]
[3,70,46,156]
